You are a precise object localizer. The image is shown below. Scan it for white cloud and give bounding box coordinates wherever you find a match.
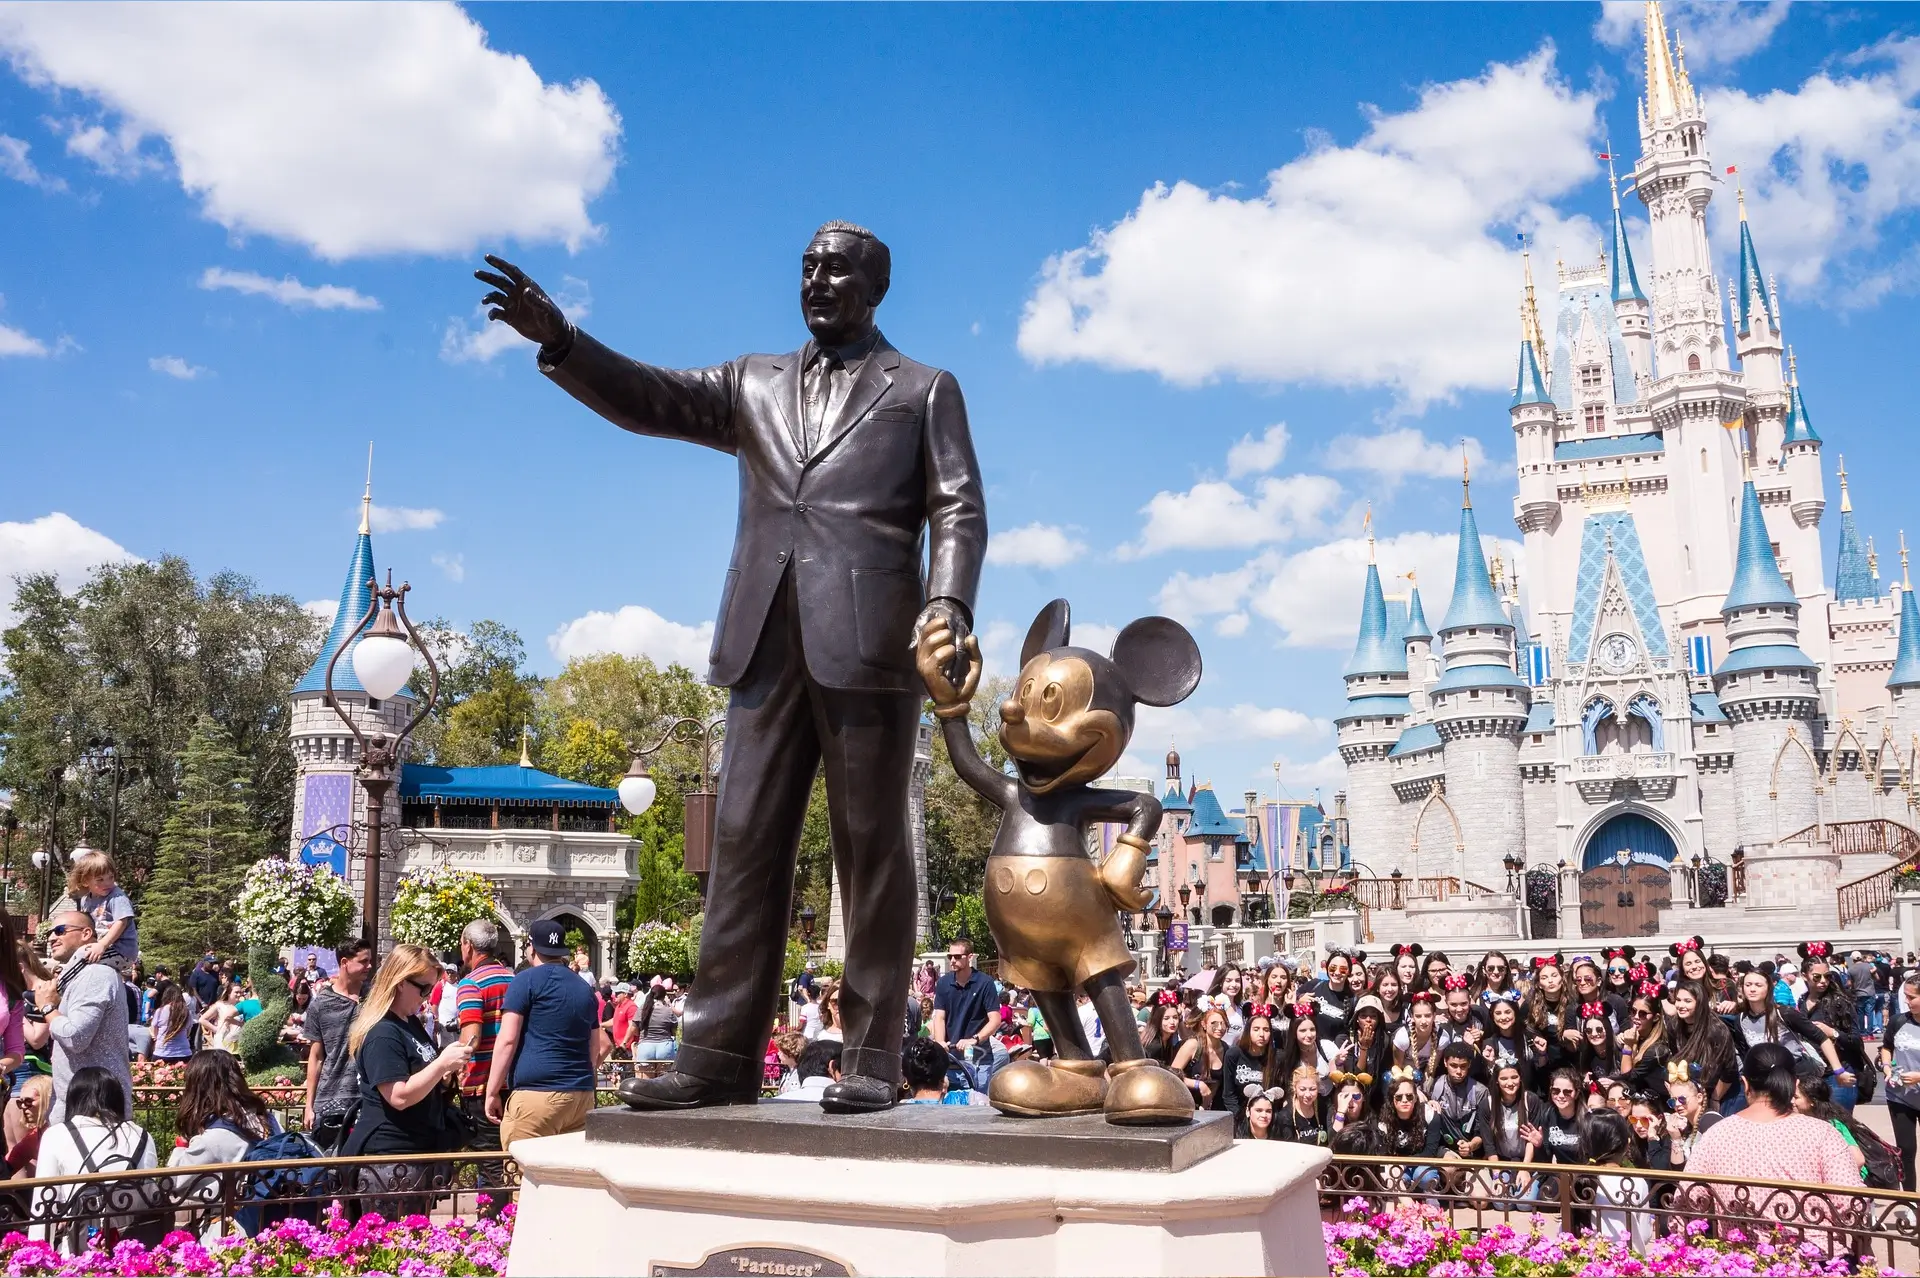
[1595,1,1791,69]
[0,133,64,190]
[1213,612,1249,638]
[0,513,137,627]
[547,604,714,671]
[1134,701,1330,758]
[1017,48,1602,407]
[0,2,621,260]
[1127,473,1344,557]
[0,323,47,357]
[148,354,207,380]
[431,552,465,583]
[443,274,590,364]
[1225,423,1290,478]
[367,505,444,533]
[986,522,1088,569]
[1325,428,1488,485]
[199,267,380,312]
[303,599,338,624]
[1706,40,1920,306]
[1156,528,1521,650]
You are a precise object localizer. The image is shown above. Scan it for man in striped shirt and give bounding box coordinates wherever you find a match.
[457,919,515,1158]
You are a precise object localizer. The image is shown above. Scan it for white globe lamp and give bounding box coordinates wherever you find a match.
[30,849,48,871]
[352,632,416,701]
[618,755,658,817]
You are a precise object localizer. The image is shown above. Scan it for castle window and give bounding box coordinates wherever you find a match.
[1764,670,1776,681]
[1700,449,1709,474]
[1579,364,1603,392]
[1583,405,1606,434]
[1687,354,1701,371]
[1471,689,1481,699]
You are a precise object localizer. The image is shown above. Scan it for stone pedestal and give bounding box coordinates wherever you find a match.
[507,1106,1330,1278]
[1896,890,1920,958]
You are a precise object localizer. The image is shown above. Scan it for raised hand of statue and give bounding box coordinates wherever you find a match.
[914,617,979,719]
[474,254,569,348]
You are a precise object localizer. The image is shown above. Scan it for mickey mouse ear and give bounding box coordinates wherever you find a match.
[1110,616,1202,707]
[1020,599,1071,669]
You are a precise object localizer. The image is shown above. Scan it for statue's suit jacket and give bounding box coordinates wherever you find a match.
[544,328,987,690]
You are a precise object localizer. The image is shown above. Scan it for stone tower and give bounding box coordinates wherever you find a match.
[288,481,416,937]
[1430,477,1528,886]
[1713,476,1820,846]
[1889,554,1920,759]
[1335,523,1412,873]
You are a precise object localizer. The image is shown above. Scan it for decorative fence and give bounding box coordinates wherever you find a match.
[1322,1152,1920,1269]
[0,1150,516,1251]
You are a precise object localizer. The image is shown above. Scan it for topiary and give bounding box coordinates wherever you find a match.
[238,942,296,1072]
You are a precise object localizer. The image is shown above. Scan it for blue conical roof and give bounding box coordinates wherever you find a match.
[1835,507,1872,604]
[1345,561,1406,678]
[1610,200,1645,303]
[1512,340,1550,407]
[1784,380,1820,445]
[294,532,376,695]
[1441,500,1509,632]
[1162,779,1192,812]
[1722,480,1797,614]
[1403,585,1432,642]
[1891,587,1920,690]
[1736,215,1772,337]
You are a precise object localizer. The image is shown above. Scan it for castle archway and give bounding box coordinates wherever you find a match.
[1576,809,1679,939]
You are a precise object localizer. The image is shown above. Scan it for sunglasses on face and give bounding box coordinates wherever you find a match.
[47,925,84,937]
[1550,1086,1575,1096]
[405,978,434,996]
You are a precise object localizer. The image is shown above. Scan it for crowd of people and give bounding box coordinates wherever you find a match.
[771,936,1919,1218]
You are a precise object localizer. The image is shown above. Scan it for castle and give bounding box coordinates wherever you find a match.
[1333,1,1920,943]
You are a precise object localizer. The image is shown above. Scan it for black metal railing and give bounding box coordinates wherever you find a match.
[0,1150,516,1253]
[1322,1153,1920,1267]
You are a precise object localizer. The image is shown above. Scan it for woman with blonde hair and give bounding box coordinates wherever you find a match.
[342,945,470,1216]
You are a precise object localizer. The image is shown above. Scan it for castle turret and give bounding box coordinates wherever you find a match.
[1834,459,1872,604]
[1608,157,1654,386]
[1336,517,1412,872]
[1404,575,1436,710]
[1732,188,1785,402]
[1712,472,1819,846]
[1430,469,1528,885]
[289,474,417,940]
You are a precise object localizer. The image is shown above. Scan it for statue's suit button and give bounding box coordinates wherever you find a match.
[1025,868,1048,894]
[993,866,1014,894]
[796,503,810,514]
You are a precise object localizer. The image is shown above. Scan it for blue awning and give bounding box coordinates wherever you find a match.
[400,763,619,807]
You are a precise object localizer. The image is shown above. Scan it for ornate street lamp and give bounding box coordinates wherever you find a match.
[1502,851,1522,894]
[1177,884,1190,912]
[324,573,441,947]
[618,715,727,891]
[799,903,817,950]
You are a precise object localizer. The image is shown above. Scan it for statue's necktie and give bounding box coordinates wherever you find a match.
[803,349,842,456]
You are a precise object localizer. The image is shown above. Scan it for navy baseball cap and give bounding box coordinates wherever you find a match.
[529,919,569,958]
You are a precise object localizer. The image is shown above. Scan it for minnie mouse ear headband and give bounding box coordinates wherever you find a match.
[1628,963,1650,984]
[1326,946,1366,965]
[1387,1064,1419,1084]
[1443,973,1471,992]
[1636,980,1663,999]
[1391,943,1423,960]
[1248,1002,1280,1021]
[1798,941,1834,964]
[1530,953,1564,970]
[1408,990,1438,1006]
[1666,1058,1701,1086]
[1577,1001,1609,1021]
[1669,935,1707,958]
[1484,990,1521,1006]
[1602,945,1636,964]
[1154,989,1181,1007]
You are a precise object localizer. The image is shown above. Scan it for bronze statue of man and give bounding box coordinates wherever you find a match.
[477,223,986,1113]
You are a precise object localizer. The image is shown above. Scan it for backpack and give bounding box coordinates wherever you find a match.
[1853,1123,1902,1191]
[61,1122,168,1252]
[208,1119,331,1235]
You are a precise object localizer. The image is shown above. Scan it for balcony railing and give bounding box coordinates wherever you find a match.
[1573,751,1675,778]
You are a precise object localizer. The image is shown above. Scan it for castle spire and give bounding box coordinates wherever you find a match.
[1403,569,1433,644]
[1735,182,1774,338]
[1607,154,1645,303]
[1783,348,1820,445]
[1891,532,1920,690]
[1461,443,1473,509]
[295,475,380,697]
[1345,554,1404,679]
[1520,250,1549,385]
[1722,476,1796,614]
[359,442,374,536]
[1364,502,1375,563]
[1441,488,1508,634]
[1835,455,1872,603]
[1643,0,1692,123]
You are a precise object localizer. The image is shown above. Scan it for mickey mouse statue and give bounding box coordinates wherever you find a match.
[917,597,1201,1125]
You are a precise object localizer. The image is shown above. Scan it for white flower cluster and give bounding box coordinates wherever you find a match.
[233,857,357,948]
[389,865,500,954]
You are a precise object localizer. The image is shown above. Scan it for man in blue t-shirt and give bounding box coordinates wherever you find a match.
[930,939,1001,1067]
[485,919,609,1147]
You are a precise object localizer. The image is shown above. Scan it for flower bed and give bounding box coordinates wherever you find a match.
[1326,1202,1898,1277]
[0,1203,511,1276]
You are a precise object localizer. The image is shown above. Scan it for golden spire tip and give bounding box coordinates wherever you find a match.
[359,443,374,535]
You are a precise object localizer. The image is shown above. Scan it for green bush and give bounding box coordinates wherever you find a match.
[238,942,296,1072]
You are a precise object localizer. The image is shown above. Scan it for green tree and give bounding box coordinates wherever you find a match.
[411,619,541,764]
[439,664,541,766]
[545,718,628,789]
[623,811,701,926]
[0,558,317,895]
[141,716,267,972]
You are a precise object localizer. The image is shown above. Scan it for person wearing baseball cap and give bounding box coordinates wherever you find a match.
[485,920,609,1147]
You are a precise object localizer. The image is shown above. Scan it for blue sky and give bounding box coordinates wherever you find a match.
[3,1,1919,805]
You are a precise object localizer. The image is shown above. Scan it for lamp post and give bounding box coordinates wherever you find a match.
[323,573,441,948]
[82,737,135,875]
[1502,852,1522,895]
[617,715,727,895]
[31,849,49,924]
[798,904,817,951]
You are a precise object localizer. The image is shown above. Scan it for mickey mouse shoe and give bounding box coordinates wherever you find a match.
[1102,1058,1196,1126]
[987,1057,1108,1117]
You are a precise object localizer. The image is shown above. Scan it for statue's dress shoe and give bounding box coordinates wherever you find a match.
[616,1071,758,1111]
[988,1057,1107,1118]
[1102,1058,1195,1126]
[819,1073,899,1114]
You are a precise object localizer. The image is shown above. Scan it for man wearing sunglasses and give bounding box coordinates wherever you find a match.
[31,912,132,1125]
